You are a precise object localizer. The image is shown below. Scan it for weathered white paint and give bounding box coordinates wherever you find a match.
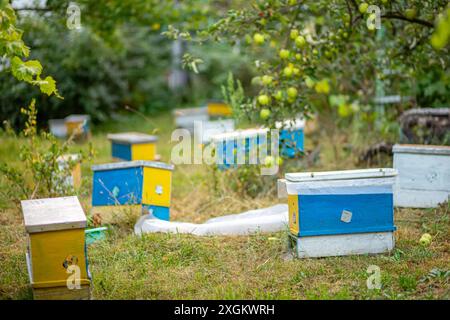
[173,107,209,131]
[107,132,158,144]
[48,119,67,138]
[21,196,86,233]
[286,168,397,183]
[194,119,235,144]
[393,144,450,208]
[277,179,287,199]
[294,232,394,258]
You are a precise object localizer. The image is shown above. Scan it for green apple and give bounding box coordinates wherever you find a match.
[253,33,265,45]
[287,87,298,98]
[295,53,302,60]
[262,75,273,85]
[290,29,299,39]
[419,233,432,246]
[304,76,315,89]
[260,108,271,120]
[359,2,369,14]
[274,90,283,101]
[295,35,307,48]
[338,103,352,117]
[283,66,294,77]
[405,8,417,19]
[258,94,270,105]
[264,155,275,166]
[279,49,290,59]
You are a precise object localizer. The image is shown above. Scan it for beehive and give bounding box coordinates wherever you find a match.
[393,144,450,208]
[276,119,305,158]
[194,119,235,144]
[107,132,158,161]
[21,196,91,300]
[64,114,91,141]
[211,128,268,169]
[57,154,82,189]
[285,168,397,258]
[91,161,174,220]
[207,101,232,117]
[173,106,209,132]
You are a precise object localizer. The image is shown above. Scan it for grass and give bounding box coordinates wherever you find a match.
[0,112,449,300]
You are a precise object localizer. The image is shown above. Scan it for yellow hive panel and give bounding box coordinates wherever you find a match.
[72,163,82,189]
[29,228,89,288]
[288,194,299,236]
[132,143,156,161]
[207,103,232,116]
[142,167,172,207]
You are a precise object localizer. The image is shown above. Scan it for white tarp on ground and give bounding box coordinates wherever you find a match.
[134,204,288,236]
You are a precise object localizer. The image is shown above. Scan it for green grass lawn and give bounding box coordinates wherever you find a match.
[0,112,448,299]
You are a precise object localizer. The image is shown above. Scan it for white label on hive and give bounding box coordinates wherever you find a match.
[155,185,163,195]
[341,210,352,223]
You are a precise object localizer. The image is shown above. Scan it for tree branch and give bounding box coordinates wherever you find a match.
[381,13,434,28]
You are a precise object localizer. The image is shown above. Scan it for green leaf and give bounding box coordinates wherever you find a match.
[36,76,61,97]
[11,57,43,82]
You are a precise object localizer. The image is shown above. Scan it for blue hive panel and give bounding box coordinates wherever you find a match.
[296,191,395,237]
[280,129,304,158]
[92,167,143,206]
[143,205,170,221]
[111,142,132,161]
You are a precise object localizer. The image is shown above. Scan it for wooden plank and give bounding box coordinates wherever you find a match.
[107,132,158,144]
[394,188,449,208]
[286,168,397,182]
[393,144,450,156]
[277,179,287,199]
[294,232,394,258]
[21,197,86,233]
[33,284,90,300]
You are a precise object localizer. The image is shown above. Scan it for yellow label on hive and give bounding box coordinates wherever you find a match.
[142,167,172,207]
[29,228,89,288]
[132,143,156,161]
[72,163,82,189]
[288,194,299,236]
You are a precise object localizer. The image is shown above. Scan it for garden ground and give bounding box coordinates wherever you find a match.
[0,113,448,299]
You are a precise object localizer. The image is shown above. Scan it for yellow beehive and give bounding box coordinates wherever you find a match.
[21,196,91,300]
[64,115,91,141]
[207,101,232,117]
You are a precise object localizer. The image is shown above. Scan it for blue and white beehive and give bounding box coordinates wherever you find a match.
[91,161,174,221]
[211,128,268,169]
[276,119,305,158]
[285,168,397,258]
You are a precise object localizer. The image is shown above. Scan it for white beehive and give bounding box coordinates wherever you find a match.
[393,144,450,208]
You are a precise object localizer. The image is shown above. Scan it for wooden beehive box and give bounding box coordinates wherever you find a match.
[207,101,232,117]
[92,161,174,220]
[211,128,268,169]
[193,119,235,144]
[64,114,91,141]
[107,132,159,161]
[275,118,305,158]
[285,168,397,258]
[56,154,82,189]
[393,144,450,208]
[21,196,91,300]
[173,106,209,132]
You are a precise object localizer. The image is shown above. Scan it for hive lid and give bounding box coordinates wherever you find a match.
[285,168,397,182]
[393,144,450,156]
[65,114,90,122]
[21,196,86,233]
[92,160,174,172]
[107,132,158,144]
[275,118,305,130]
[173,106,208,116]
[211,127,268,141]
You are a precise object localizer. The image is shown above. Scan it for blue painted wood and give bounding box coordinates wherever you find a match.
[295,192,395,237]
[280,129,304,158]
[143,205,170,221]
[92,167,143,206]
[111,142,132,161]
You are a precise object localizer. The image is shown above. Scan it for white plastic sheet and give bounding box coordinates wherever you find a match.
[134,204,288,236]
